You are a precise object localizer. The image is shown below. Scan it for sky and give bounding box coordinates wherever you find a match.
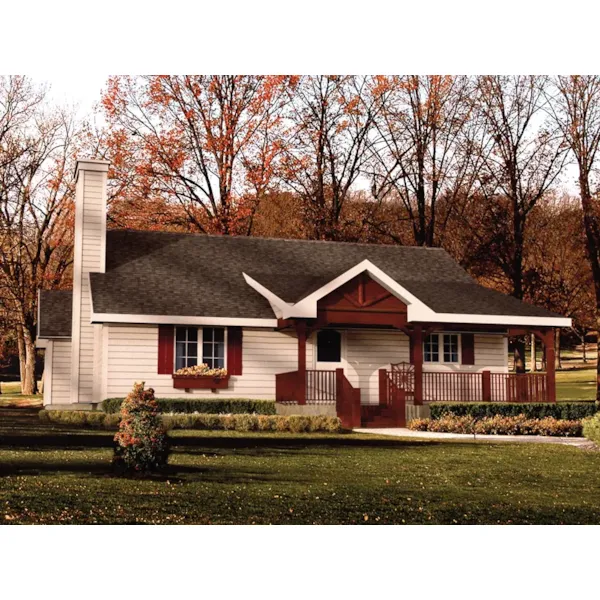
[43,73,109,119]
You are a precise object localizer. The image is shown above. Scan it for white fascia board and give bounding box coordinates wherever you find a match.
[243,273,291,319]
[282,259,434,319]
[36,338,49,349]
[420,313,572,328]
[91,312,278,328]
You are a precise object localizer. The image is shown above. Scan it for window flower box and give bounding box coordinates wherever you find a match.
[172,374,230,390]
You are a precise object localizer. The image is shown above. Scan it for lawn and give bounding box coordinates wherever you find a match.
[0,381,42,408]
[1,409,599,525]
[556,368,597,401]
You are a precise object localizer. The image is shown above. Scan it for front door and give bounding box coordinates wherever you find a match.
[315,329,344,371]
[309,329,344,403]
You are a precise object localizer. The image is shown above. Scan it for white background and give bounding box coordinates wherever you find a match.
[1,1,598,598]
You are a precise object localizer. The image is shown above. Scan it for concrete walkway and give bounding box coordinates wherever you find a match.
[354,427,594,448]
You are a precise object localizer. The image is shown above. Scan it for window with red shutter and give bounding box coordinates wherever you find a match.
[158,325,175,374]
[461,333,475,365]
[227,326,243,375]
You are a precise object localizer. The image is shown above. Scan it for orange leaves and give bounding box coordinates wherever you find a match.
[99,75,298,234]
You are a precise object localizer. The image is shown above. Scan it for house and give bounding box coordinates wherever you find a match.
[36,159,571,428]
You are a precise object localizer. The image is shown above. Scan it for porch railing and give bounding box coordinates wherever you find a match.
[423,372,483,403]
[306,369,336,404]
[381,369,550,404]
[275,368,360,427]
[491,372,547,403]
[275,369,336,404]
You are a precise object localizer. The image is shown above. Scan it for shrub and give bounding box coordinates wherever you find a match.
[408,414,583,437]
[429,402,598,421]
[40,410,343,434]
[113,383,170,474]
[39,409,119,429]
[101,397,276,415]
[583,413,600,444]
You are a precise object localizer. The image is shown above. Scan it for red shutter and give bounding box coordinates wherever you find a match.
[158,325,175,374]
[461,333,475,365]
[227,326,243,375]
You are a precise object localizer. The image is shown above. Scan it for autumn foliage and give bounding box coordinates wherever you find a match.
[113,382,169,474]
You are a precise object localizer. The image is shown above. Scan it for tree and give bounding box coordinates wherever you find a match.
[0,76,76,394]
[551,76,600,399]
[279,76,383,241]
[472,76,569,371]
[368,75,481,247]
[523,197,594,369]
[100,76,293,235]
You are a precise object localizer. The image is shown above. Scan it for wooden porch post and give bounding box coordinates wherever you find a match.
[482,370,492,402]
[296,320,307,405]
[413,324,424,406]
[544,328,556,403]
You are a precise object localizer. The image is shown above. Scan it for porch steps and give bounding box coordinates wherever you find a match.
[360,405,405,428]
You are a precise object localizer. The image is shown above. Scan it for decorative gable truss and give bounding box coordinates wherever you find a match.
[244,259,571,327]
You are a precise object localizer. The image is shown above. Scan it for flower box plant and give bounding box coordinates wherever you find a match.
[172,363,230,390]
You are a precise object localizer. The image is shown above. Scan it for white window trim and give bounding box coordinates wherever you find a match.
[174,326,228,371]
[424,333,462,365]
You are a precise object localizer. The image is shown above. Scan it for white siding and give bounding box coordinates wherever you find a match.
[74,171,106,402]
[48,339,72,405]
[104,324,312,400]
[341,330,409,405]
[101,325,508,403]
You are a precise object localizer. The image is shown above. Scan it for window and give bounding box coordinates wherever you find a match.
[202,327,225,369]
[175,327,198,371]
[424,333,460,364]
[175,327,226,370]
[424,334,439,363]
[443,334,459,363]
[317,330,342,363]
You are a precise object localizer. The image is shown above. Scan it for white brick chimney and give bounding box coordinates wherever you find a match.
[70,159,110,405]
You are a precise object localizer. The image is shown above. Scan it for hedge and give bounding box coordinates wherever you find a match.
[582,413,600,445]
[39,410,342,433]
[429,402,598,421]
[101,397,276,415]
[409,415,583,437]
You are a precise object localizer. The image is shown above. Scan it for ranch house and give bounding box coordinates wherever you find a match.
[36,160,571,428]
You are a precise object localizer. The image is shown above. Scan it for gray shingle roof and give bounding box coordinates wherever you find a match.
[84,229,561,321]
[38,290,73,337]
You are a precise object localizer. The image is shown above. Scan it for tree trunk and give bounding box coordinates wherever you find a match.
[514,337,526,373]
[530,333,536,372]
[16,325,26,391]
[554,329,562,370]
[21,327,37,396]
[582,334,587,363]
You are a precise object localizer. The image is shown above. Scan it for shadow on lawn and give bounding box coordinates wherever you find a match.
[0,407,477,455]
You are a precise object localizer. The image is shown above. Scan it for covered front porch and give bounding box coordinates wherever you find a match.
[272,271,560,428]
[275,321,558,428]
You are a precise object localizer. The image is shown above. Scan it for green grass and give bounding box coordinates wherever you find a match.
[556,368,597,401]
[1,409,599,524]
[0,381,42,408]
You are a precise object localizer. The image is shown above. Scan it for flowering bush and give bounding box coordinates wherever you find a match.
[113,382,170,474]
[582,413,600,445]
[407,414,583,437]
[174,363,228,378]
